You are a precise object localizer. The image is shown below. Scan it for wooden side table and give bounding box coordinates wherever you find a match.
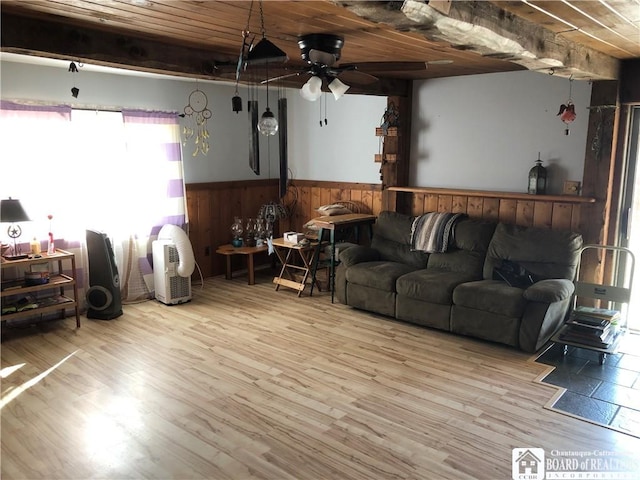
[271,237,320,296]
[215,244,268,285]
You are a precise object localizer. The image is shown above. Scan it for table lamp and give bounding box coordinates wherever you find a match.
[1,197,31,260]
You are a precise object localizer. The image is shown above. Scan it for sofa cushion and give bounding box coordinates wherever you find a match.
[426,218,496,276]
[371,235,428,268]
[483,223,582,280]
[345,261,418,292]
[452,218,497,253]
[523,279,574,303]
[339,245,380,268]
[375,211,415,244]
[397,269,477,304]
[453,280,527,317]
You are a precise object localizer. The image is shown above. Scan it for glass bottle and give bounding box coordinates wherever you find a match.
[244,217,256,247]
[231,216,243,247]
[255,218,266,247]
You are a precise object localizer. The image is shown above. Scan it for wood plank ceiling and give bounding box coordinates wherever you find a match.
[1,0,638,90]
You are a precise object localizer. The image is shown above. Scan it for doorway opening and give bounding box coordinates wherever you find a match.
[618,106,640,332]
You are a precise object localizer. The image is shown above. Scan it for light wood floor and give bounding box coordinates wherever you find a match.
[2,273,640,479]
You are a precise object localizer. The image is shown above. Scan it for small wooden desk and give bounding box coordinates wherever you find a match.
[310,213,377,302]
[216,244,268,285]
[271,237,320,296]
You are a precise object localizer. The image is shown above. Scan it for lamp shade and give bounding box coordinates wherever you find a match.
[328,77,350,100]
[0,198,31,223]
[300,76,323,101]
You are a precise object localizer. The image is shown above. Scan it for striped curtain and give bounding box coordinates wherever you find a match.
[0,102,89,308]
[118,110,186,302]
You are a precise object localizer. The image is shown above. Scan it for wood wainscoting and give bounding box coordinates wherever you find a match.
[280,180,384,234]
[186,180,596,279]
[186,179,383,278]
[186,180,280,278]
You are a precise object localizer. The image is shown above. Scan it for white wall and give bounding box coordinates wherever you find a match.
[411,70,592,194]
[1,57,593,193]
[0,56,384,185]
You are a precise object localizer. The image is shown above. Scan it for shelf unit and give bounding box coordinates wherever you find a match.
[1,249,81,328]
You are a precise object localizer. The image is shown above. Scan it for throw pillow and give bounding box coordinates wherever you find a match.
[317,204,352,216]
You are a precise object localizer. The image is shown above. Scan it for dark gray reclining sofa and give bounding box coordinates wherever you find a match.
[335,211,583,352]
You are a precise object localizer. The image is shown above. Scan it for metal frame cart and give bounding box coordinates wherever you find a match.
[552,244,635,365]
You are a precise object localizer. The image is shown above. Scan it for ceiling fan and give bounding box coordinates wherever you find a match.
[264,33,429,100]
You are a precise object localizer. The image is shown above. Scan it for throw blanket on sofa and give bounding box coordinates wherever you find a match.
[411,212,466,253]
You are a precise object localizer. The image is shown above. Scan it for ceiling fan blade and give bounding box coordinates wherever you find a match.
[341,61,428,73]
[308,49,337,67]
[261,71,309,84]
[337,69,379,85]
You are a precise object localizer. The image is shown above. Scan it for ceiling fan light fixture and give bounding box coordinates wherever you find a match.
[246,37,288,65]
[328,77,349,100]
[258,106,278,136]
[298,34,344,65]
[300,76,322,101]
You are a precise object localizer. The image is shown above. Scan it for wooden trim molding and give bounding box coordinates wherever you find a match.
[386,186,595,232]
[387,186,596,204]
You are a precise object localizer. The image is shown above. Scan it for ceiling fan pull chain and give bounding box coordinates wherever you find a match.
[319,95,323,127]
[324,93,328,125]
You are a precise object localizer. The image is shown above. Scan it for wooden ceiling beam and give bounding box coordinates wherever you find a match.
[335,0,621,80]
[0,12,409,97]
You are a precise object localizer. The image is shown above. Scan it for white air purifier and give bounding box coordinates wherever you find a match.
[153,240,192,304]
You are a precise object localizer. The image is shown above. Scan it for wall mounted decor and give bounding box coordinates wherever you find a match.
[557,77,576,135]
[182,88,211,156]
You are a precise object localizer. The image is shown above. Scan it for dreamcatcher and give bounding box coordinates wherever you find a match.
[182,89,212,156]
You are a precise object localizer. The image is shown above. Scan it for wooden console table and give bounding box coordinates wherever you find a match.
[216,244,268,285]
[309,213,377,302]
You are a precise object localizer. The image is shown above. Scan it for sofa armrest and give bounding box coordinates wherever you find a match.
[523,279,574,303]
[339,245,380,267]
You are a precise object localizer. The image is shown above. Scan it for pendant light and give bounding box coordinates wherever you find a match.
[258,58,278,136]
[255,0,278,136]
[258,106,278,136]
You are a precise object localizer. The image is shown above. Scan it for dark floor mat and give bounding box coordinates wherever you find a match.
[534,333,640,438]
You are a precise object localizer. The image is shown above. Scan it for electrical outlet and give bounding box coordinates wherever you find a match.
[563,181,581,195]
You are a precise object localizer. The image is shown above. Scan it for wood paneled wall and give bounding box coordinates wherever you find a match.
[280,180,384,233]
[186,179,383,278]
[186,180,595,278]
[186,180,280,278]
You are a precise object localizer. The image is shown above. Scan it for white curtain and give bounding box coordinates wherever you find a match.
[0,101,186,305]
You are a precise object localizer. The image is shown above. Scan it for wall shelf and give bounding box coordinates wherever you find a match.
[387,186,596,204]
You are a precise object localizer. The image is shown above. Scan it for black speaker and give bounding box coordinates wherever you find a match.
[85,229,123,320]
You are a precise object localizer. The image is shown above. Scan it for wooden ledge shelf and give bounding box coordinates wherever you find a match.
[375,127,400,137]
[387,186,596,204]
[374,154,398,163]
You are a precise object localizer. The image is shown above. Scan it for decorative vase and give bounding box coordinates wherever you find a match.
[244,217,256,247]
[231,216,243,247]
[255,218,266,246]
